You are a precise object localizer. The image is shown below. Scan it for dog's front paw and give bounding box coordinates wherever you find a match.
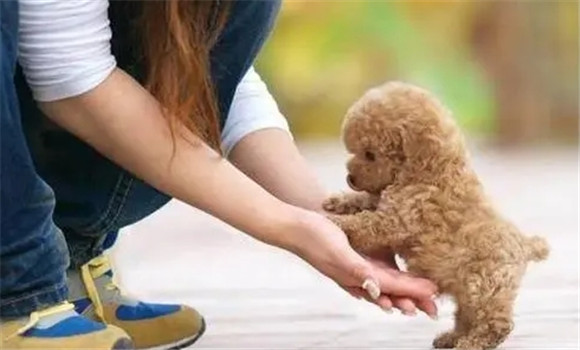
[323,195,358,214]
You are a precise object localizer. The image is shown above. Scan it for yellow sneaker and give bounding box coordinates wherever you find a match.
[70,255,205,350]
[0,302,133,349]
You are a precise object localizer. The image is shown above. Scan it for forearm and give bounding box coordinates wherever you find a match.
[40,69,304,250]
[228,129,327,211]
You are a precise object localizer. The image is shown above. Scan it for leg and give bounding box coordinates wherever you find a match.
[455,295,515,350]
[323,192,379,214]
[328,210,409,253]
[16,2,282,349]
[1,3,135,348]
[453,268,519,350]
[433,304,471,349]
[0,0,69,317]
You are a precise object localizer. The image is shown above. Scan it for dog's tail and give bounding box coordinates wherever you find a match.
[525,236,550,262]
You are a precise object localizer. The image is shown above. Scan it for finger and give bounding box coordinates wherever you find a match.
[376,270,437,299]
[362,278,381,300]
[344,286,364,300]
[348,287,394,312]
[415,296,439,319]
[347,256,382,301]
[376,294,393,312]
[390,296,417,315]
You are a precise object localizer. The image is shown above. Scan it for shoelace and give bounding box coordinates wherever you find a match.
[80,255,121,321]
[4,302,75,340]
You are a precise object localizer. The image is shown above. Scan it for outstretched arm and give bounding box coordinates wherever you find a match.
[229,129,327,211]
[42,69,437,316]
[41,70,302,249]
[20,0,437,317]
[222,67,327,212]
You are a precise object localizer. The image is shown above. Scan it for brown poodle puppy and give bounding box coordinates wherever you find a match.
[324,82,549,350]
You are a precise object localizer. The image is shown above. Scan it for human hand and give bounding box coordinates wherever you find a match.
[288,209,438,318]
[346,248,438,318]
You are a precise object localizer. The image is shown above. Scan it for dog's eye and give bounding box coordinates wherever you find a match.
[364,151,376,162]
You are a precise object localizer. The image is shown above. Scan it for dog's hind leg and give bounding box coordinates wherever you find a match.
[433,304,471,349]
[456,299,515,350]
[454,269,519,350]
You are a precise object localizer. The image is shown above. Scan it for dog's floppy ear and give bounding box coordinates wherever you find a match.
[397,122,445,168]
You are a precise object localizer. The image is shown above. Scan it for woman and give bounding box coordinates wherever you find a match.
[0,1,438,349]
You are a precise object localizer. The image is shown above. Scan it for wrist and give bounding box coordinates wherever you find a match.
[263,203,315,254]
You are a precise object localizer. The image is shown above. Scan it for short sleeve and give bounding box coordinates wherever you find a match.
[18,0,116,102]
[221,67,292,155]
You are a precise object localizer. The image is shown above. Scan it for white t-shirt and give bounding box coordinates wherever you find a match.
[18,0,290,155]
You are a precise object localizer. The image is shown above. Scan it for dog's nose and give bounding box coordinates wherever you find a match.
[346,174,360,191]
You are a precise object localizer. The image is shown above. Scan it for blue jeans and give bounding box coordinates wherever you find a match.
[1,0,281,317]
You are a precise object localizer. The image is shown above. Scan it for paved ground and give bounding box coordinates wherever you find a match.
[111,143,579,349]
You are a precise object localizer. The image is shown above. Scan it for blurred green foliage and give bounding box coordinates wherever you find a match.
[256,2,495,139]
[255,1,578,143]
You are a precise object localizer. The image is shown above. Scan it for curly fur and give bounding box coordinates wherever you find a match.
[324,82,550,350]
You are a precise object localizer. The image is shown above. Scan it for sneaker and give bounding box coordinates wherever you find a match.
[0,302,133,349]
[69,255,205,350]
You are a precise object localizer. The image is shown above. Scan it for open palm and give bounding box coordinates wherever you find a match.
[295,211,438,318]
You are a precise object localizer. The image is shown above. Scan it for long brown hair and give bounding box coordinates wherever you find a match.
[140,1,231,151]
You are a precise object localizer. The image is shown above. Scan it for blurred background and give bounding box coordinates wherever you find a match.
[115,2,579,348]
[256,1,578,146]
